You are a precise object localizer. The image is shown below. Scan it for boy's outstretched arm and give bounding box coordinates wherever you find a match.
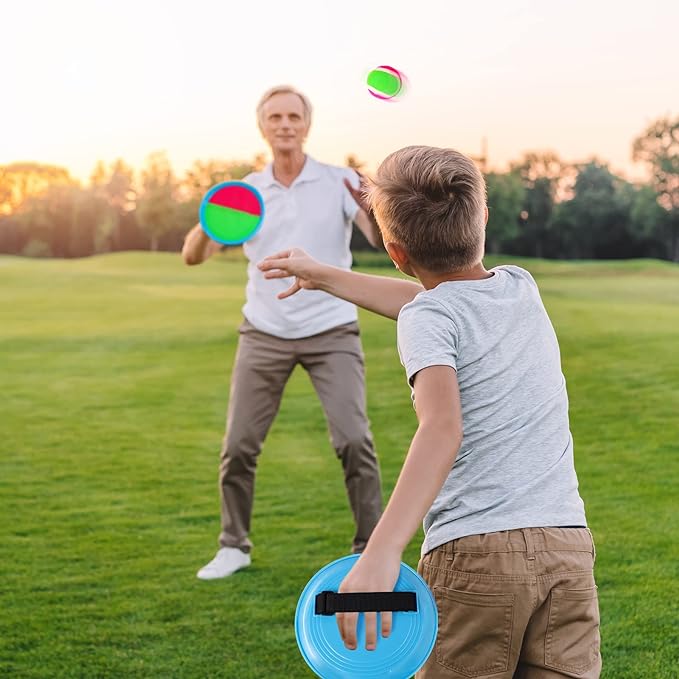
[335,365,463,651]
[257,248,423,320]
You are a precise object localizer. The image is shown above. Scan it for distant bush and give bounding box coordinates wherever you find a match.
[21,239,51,258]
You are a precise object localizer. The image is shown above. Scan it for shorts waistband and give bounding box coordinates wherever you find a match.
[443,527,594,556]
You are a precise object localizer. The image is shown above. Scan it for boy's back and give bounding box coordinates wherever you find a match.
[257,144,601,677]
[397,264,587,554]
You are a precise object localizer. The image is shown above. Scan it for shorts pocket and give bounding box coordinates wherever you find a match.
[545,586,600,674]
[433,586,514,677]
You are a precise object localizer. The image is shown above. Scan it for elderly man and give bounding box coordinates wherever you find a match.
[182,85,383,579]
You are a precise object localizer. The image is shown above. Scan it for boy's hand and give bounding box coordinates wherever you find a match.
[336,549,402,651]
[257,248,325,299]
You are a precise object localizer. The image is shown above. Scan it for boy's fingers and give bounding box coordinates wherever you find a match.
[259,250,291,264]
[277,281,301,299]
[342,612,359,650]
[263,269,292,279]
[336,612,346,645]
[364,612,377,650]
[381,611,392,638]
[258,257,290,271]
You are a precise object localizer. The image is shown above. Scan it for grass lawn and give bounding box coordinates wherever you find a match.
[1,252,678,678]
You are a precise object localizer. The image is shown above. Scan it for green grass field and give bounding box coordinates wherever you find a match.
[1,252,678,678]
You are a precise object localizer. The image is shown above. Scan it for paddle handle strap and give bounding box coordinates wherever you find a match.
[315,591,417,615]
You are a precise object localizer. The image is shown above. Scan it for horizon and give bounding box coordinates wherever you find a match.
[3,0,676,184]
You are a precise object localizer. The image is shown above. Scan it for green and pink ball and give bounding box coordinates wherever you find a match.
[366,65,407,101]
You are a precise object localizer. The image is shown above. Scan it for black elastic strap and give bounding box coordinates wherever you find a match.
[314,591,417,616]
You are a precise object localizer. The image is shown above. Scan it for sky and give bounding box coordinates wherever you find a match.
[2,0,677,183]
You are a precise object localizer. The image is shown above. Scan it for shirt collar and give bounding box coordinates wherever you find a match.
[261,155,322,188]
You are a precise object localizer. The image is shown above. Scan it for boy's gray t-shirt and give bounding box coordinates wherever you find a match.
[397,265,587,555]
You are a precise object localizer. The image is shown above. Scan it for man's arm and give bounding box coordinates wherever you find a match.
[336,365,462,650]
[258,248,424,320]
[354,208,384,250]
[344,175,384,250]
[181,224,223,265]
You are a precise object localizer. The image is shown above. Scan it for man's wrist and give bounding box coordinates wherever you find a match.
[191,224,209,243]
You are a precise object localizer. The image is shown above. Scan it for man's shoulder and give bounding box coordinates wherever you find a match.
[311,158,358,183]
[242,169,267,187]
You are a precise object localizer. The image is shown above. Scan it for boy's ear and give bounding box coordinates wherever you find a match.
[385,241,410,271]
[484,206,489,227]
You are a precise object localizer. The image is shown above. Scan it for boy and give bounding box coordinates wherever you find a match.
[258,146,601,678]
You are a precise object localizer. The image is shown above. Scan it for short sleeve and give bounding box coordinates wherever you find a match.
[397,296,459,386]
[500,265,538,289]
[342,169,361,222]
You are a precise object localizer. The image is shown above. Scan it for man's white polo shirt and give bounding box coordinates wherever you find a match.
[241,156,361,339]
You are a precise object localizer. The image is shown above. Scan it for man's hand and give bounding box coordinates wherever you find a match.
[182,224,223,265]
[344,173,383,249]
[343,172,371,215]
[257,248,327,299]
[336,549,402,651]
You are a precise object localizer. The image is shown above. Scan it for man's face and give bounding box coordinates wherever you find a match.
[259,92,310,154]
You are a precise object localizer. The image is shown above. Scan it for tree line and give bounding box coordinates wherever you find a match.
[1,116,677,261]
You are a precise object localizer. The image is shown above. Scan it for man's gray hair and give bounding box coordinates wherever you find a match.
[256,85,313,128]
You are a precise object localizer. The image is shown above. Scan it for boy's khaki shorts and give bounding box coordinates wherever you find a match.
[417,527,600,678]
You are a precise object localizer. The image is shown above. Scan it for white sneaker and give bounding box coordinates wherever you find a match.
[196,547,251,580]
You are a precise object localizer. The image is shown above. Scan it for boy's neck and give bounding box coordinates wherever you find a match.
[417,262,493,290]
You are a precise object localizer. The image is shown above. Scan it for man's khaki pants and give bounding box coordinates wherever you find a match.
[417,528,601,678]
[218,319,382,554]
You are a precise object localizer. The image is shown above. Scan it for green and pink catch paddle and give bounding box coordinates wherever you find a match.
[199,181,265,245]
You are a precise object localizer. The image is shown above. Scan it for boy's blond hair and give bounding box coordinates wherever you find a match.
[256,85,313,129]
[368,146,487,272]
